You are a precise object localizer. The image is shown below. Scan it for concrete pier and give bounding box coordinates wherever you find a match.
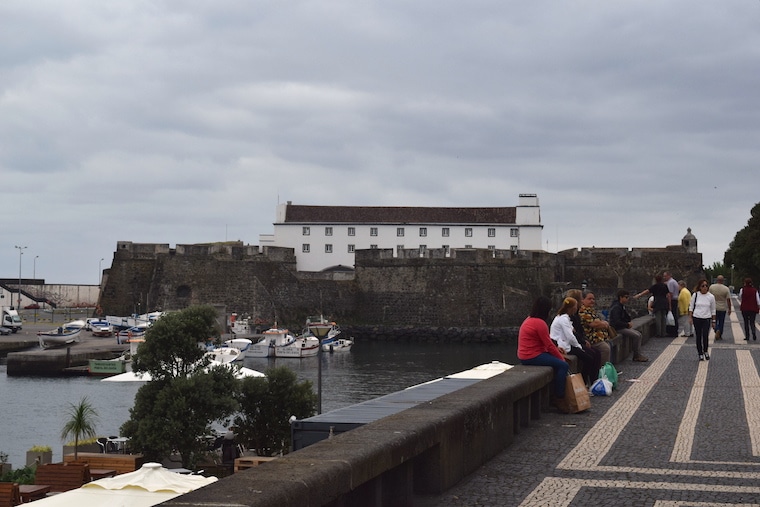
[1,320,127,376]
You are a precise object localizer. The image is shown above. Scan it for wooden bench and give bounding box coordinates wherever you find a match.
[34,463,91,493]
[0,482,21,507]
[63,452,144,475]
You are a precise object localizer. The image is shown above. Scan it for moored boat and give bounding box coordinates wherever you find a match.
[90,320,114,337]
[116,324,148,344]
[224,338,253,355]
[205,346,243,364]
[248,327,291,358]
[275,333,320,358]
[38,321,84,349]
[322,336,354,353]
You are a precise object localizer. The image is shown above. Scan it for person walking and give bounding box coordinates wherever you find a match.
[709,275,732,341]
[608,289,649,362]
[664,272,680,337]
[689,279,716,361]
[634,274,671,338]
[677,280,693,337]
[739,278,760,341]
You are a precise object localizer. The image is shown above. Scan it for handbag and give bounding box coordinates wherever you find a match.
[607,325,618,339]
[666,311,676,326]
[561,373,591,413]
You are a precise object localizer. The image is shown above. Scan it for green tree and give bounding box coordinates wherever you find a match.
[725,202,760,284]
[131,305,219,381]
[703,261,726,285]
[234,366,317,457]
[121,305,240,469]
[61,397,99,461]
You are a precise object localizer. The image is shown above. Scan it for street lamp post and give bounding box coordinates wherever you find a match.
[33,255,39,322]
[14,245,27,309]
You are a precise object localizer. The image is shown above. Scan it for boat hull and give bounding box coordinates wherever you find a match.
[275,336,320,358]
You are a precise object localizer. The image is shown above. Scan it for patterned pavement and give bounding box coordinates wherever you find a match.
[418,297,760,506]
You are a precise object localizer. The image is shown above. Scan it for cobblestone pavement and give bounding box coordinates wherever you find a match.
[418,297,760,507]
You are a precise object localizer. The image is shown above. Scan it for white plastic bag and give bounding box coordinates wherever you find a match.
[590,377,613,396]
[666,311,675,326]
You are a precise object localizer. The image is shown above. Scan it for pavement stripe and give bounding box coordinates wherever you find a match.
[519,476,760,507]
[669,353,708,463]
[557,336,686,471]
[736,349,760,457]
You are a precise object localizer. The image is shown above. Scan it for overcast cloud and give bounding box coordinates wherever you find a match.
[2,1,758,284]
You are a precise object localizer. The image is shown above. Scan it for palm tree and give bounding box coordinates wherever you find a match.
[61,397,99,461]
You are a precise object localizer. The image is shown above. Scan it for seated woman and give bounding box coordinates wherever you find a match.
[551,296,596,387]
[518,296,570,404]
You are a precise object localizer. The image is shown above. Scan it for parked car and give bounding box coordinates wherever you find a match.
[24,303,40,309]
[0,326,11,335]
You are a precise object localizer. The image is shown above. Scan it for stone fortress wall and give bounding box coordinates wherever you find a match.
[98,241,704,330]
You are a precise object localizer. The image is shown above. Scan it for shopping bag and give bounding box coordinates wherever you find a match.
[590,377,613,396]
[666,311,675,326]
[563,373,591,413]
[599,362,618,389]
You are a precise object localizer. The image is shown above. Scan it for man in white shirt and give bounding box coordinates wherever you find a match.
[664,272,680,337]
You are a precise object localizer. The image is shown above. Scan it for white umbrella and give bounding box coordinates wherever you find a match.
[27,463,217,507]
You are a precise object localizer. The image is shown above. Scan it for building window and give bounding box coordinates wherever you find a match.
[488,228,496,237]
[443,245,450,255]
[419,227,427,237]
[510,228,519,237]
[325,244,333,253]
[370,227,378,237]
[302,244,310,253]
[488,245,496,250]
[465,228,473,237]
[348,227,355,236]
[419,245,427,255]
[325,227,333,236]
[511,245,518,251]
[303,227,310,236]
[397,227,405,237]
[370,244,378,249]
[442,227,450,237]
[347,244,355,253]
[465,244,472,249]
[397,245,404,254]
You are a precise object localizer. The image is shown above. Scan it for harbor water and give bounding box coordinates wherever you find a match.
[0,340,517,469]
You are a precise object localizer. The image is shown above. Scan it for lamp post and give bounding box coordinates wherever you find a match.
[33,255,39,322]
[14,245,27,309]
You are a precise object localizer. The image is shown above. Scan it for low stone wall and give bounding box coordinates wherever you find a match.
[165,365,553,507]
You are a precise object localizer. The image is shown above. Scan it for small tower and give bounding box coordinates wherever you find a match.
[681,227,698,253]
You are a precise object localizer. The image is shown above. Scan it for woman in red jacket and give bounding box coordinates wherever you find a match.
[518,296,569,400]
[740,278,760,341]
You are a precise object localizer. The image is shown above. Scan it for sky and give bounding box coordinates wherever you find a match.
[2,1,759,285]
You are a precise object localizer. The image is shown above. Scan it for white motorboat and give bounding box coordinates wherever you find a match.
[38,321,84,349]
[248,327,292,358]
[90,320,114,337]
[321,336,354,353]
[275,333,320,358]
[224,338,253,355]
[116,324,148,344]
[205,346,243,364]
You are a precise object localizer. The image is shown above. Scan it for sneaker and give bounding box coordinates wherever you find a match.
[704,353,710,360]
[699,354,704,361]
[633,355,649,362]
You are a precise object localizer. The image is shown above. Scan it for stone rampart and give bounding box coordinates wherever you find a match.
[98,241,702,329]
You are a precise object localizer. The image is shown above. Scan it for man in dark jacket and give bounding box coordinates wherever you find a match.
[609,289,649,362]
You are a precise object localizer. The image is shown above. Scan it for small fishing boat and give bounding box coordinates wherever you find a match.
[248,327,292,358]
[116,324,148,344]
[321,336,354,353]
[275,333,320,358]
[38,321,84,349]
[224,338,253,355]
[90,320,114,337]
[205,346,243,364]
